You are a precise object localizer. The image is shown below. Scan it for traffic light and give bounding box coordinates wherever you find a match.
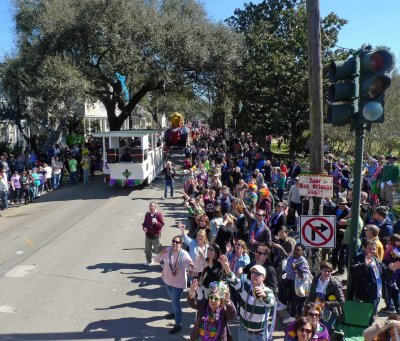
[326,57,359,126]
[359,48,393,123]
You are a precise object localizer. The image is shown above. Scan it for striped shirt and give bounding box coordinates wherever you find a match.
[227,272,275,332]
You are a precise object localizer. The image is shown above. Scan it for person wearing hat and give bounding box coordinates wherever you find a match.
[243,183,258,214]
[187,280,236,341]
[331,197,351,275]
[258,186,273,219]
[378,156,399,209]
[242,244,278,295]
[370,206,393,249]
[219,254,276,339]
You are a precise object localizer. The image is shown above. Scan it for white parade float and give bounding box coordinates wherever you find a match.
[93,130,164,187]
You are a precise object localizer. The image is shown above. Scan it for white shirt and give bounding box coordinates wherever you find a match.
[44,166,52,179]
[0,178,9,191]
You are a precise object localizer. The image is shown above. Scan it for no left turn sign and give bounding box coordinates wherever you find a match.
[300,216,336,248]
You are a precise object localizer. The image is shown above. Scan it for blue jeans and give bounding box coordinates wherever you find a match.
[1,190,8,210]
[164,179,174,198]
[32,185,39,198]
[82,169,89,184]
[69,171,77,184]
[53,173,61,189]
[165,285,183,326]
[238,325,265,341]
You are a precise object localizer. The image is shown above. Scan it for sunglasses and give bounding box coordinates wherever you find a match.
[256,213,265,217]
[251,271,263,277]
[208,248,214,252]
[235,244,243,247]
[208,295,221,302]
[172,240,181,244]
[299,327,313,334]
[322,269,332,273]
[308,312,320,317]
[255,251,267,256]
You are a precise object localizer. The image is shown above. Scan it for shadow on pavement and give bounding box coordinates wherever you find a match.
[87,262,147,273]
[0,315,185,340]
[95,298,171,312]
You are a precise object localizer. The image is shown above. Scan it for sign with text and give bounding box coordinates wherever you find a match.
[298,175,333,197]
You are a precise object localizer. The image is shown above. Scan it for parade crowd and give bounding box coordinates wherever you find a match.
[143,123,400,340]
[0,141,102,210]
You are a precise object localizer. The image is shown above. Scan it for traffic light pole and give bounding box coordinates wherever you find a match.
[329,46,393,300]
[346,124,365,300]
[346,50,363,300]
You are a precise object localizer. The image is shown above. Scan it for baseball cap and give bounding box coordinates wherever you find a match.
[250,265,266,277]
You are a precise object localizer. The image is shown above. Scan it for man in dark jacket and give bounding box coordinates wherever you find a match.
[349,239,399,316]
[288,159,301,186]
[142,201,164,266]
[306,261,345,324]
[162,161,176,200]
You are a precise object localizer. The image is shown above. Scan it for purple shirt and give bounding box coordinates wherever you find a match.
[11,175,21,189]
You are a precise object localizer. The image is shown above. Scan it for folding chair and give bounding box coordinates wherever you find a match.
[332,300,374,341]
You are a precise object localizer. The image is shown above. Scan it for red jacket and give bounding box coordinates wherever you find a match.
[142,210,164,237]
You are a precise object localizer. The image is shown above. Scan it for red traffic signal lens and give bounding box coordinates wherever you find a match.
[370,53,385,72]
[365,50,393,73]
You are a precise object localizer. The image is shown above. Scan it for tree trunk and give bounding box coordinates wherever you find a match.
[306,0,323,218]
[306,0,324,176]
[103,80,159,131]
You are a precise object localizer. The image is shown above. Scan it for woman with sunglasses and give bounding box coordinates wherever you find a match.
[285,303,329,341]
[285,317,316,341]
[188,280,236,341]
[155,235,194,334]
[305,262,344,329]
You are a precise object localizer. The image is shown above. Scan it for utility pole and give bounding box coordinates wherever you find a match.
[306,0,324,214]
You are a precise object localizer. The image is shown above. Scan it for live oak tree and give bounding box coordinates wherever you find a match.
[5,0,241,130]
[227,0,347,155]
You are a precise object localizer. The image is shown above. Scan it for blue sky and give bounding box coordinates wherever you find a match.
[1,0,400,62]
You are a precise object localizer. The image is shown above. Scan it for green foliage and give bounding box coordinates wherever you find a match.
[146,90,210,123]
[227,0,347,154]
[7,0,241,130]
[324,59,400,157]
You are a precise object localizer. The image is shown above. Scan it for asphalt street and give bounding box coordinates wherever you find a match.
[0,153,287,341]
